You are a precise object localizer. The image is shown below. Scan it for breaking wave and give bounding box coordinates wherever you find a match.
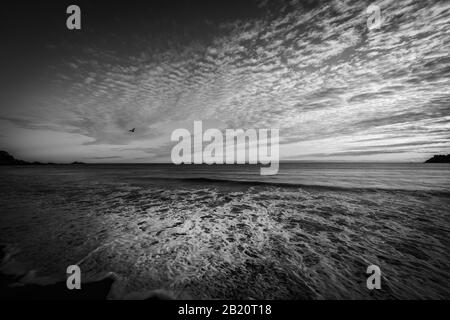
[153,176,450,195]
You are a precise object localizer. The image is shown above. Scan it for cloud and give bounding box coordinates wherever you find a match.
[84,156,122,160]
[1,0,449,162]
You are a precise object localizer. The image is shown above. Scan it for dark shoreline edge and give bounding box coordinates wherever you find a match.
[0,245,182,300]
[0,245,113,300]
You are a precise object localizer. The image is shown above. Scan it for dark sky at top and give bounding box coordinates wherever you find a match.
[1,1,268,94]
[0,0,449,162]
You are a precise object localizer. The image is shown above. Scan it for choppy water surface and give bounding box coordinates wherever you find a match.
[0,163,449,299]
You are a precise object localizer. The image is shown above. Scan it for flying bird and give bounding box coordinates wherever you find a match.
[129,128,135,133]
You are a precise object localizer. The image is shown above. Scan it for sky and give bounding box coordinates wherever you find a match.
[0,0,449,163]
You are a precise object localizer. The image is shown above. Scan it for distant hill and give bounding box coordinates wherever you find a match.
[425,154,450,163]
[0,151,84,165]
[0,150,31,165]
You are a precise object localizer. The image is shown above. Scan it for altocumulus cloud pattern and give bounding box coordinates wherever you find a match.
[0,0,449,163]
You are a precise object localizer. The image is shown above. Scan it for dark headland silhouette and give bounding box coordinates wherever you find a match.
[424,154,450,163]
[0,150,29,165]
[0,150,85,166]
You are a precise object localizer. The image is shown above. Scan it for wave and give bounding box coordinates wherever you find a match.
[148,176,450,195]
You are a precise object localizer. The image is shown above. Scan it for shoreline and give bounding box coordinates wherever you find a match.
[0,245,184,300]
[0,245,113,300]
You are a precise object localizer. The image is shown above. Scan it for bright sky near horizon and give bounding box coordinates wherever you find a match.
[0,0,449,163]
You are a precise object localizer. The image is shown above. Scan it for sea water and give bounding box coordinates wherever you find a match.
[0,163,449,299]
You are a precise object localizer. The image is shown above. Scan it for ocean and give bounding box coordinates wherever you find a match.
[0,163,449,299]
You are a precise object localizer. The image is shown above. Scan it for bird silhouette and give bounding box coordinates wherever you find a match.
[129,128,135,133]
